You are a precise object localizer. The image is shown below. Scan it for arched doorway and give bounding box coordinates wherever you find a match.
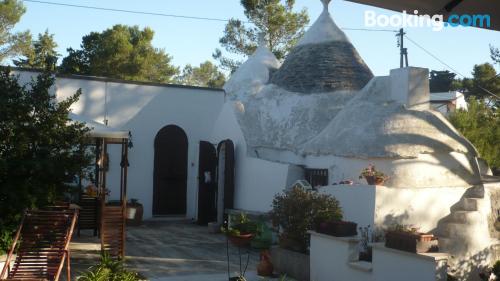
[153,125,188,216]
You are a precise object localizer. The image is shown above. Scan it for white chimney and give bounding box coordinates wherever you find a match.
[390,67,430,110]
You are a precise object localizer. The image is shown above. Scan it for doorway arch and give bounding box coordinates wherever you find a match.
[153,125,188,215]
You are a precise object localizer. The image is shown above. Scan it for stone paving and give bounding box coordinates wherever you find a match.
[69,220,263,281]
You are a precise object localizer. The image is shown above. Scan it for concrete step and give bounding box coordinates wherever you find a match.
[438,237,469,254]
[464,186,485,198]
[451,198,479,212]
[449,210,483,223]
[441,222,470,238]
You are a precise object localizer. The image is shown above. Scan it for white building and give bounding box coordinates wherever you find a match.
[14,0,498,279]
[430,91,468,115]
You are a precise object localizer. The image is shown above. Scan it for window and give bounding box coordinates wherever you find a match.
[305,168,328,187]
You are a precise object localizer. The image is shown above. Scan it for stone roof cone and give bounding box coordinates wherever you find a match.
[270,0,373,94]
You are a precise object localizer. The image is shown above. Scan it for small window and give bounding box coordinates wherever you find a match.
[305,168,329,188]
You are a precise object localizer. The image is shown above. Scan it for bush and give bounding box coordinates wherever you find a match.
[77,253,141,281]
[0,68,91,253]
[448,97,500,172]
[270,187,342,253]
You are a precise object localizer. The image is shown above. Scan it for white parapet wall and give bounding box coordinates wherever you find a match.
[319,185,467,232]
[309,231,449,281]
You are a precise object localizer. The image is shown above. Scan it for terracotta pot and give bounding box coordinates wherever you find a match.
[364,175,385,185]
[257,250,273,276]
[385,231,437,253]
[228,233,254,247]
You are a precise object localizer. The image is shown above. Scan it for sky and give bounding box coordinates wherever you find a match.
[12,0,500,78]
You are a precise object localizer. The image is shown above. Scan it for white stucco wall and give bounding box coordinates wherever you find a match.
[209,102,290,212]
[14,70,226,220]
[302,152,479,189]
[319,185,467,232]
[309,231,448,281]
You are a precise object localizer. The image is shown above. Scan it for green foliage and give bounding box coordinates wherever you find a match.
[214,0,309,72]
[0,0,32,62]
[222,213,259,236]
[491,45,500,65]
[13,29,59,70]
[60,25,179,83]
[429,70,456,93]
[0,68,91,253]
[176,61,225,88]
[455,63,500,106]
[270,187,342,253]
[77,253,140,281]
[448,97,500,169]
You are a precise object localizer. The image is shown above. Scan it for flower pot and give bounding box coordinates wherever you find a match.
[257,250,274,277]
[317,221,357,237]
[126,202,143,226]
[364,176,385,185]
[228,233,254,247]
[385,231,438,253]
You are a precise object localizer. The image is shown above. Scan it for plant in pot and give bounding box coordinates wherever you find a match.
[270,187,342,281]
[221,213,258,247]
[359,164,389,185]
[270,186,343,253]
[126,199,143,226]
[384,224,438,253]
[317,220,357,237]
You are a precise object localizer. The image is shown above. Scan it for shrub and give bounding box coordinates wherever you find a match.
[448,97,500,172]
[0,68,91,253]
[77,253,141,281]
[270,187,342,253]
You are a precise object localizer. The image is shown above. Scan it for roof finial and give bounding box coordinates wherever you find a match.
[321,0,331,11]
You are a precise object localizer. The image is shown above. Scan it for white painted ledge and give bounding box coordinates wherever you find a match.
[308,230,359,243]
[371,243,449,262]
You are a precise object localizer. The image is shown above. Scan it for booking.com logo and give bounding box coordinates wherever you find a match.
[365,10,491,31]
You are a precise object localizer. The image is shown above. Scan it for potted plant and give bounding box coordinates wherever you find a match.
[221,213,258,247]
[126,199,143,226]
[317,220,357,237]
[359,164,389,185]
[270,186,342,281]
[384,224,438,253]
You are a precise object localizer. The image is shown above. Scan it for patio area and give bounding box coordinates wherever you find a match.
[69,220,265,281]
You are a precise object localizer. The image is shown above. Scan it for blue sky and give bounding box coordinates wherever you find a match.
[13,0,500,77]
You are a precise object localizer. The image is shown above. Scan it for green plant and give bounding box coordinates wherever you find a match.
[386,224,419,233]
[77,253,141,281]
[0,68,92,253]
[359,164,389,181]
[221,212,258,237]
[449,97,500,172]
[270,187,342,253]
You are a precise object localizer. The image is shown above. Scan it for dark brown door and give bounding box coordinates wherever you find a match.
[218,140,235,214]
[197,141,217,225]
[153,125,188,215]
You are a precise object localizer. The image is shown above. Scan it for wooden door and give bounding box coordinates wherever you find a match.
[217,139,235,223]
[153,125,188,215]
[197,141,217,225]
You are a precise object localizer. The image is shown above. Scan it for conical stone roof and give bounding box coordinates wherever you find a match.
[270,0,373,94]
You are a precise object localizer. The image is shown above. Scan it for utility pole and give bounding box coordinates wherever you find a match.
[396,28,408,68]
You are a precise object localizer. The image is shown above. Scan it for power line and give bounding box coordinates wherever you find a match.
[404,34,465,77]
[22,0,397,33]
[23,0,240,23]
[405,34,500,100]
